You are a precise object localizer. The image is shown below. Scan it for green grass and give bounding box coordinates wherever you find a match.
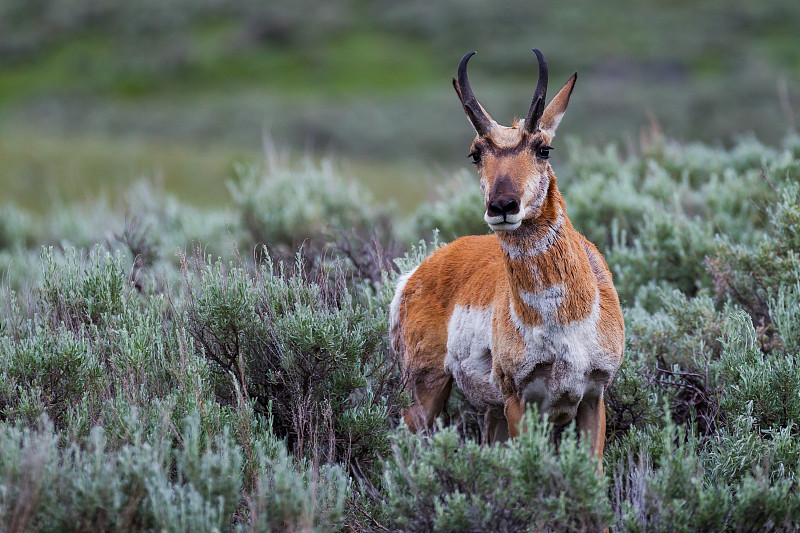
[0,130,248,211]
[0,128,430,214]
[0,22,441,105]
[323,31,439,94]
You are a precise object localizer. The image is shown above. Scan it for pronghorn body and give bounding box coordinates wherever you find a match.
[390,49,624,458]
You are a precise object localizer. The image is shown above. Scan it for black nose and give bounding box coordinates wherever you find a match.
[487,197,520,218]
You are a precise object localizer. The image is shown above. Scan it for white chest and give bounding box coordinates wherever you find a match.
[510,286,601,373]
[508,286,614,408]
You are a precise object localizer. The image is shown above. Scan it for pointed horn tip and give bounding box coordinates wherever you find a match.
[458,51,477,69]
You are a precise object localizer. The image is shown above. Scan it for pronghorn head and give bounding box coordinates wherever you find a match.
[454,49,577,232]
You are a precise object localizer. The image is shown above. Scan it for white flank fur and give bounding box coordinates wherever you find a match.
[445,305,504,408]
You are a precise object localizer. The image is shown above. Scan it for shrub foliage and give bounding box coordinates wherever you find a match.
[1,134,800,530]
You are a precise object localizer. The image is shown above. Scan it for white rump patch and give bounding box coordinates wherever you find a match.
[389,265,419,335]
[445,305,503,408]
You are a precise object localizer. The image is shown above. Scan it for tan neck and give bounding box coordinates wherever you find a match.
[494,174,567,268]
[495,177,597,326]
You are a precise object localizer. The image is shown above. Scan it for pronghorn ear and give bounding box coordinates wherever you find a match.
[539,72,577,140]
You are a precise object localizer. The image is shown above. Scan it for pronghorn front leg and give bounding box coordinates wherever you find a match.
[576,393,606,464]
[403,374,454,433]
[484,409,510,444]
[504,395,524,439]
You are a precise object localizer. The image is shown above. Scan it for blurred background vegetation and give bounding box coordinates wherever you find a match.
[1,0,799,212]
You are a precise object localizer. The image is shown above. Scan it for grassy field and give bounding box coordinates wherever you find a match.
[0,128,430,213]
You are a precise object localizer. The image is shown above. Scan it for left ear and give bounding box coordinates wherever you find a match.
[539,73,577,140]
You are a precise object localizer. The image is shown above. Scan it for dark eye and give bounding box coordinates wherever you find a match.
[468,151,481,165]
[537,146,551,159]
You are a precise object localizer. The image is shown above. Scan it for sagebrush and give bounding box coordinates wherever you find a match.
[1,133,800,531]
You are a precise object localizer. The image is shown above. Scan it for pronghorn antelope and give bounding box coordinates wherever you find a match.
[390,49,624,460]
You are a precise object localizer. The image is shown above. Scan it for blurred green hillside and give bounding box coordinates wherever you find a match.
[1,0,799,210]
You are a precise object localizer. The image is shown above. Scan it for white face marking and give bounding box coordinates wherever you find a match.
[488,123,524,147]
[445,305,504,408]
[484,209,526,231]
[484,160,550,234]
[520,167,551,218]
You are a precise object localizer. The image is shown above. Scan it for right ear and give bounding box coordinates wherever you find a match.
[538,73,577,140]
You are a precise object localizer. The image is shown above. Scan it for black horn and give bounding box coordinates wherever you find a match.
[524,48,549,133]
[455,51,493,136]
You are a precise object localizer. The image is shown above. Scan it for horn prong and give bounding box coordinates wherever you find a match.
[525,48,549,133]
[455,51,493,136]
